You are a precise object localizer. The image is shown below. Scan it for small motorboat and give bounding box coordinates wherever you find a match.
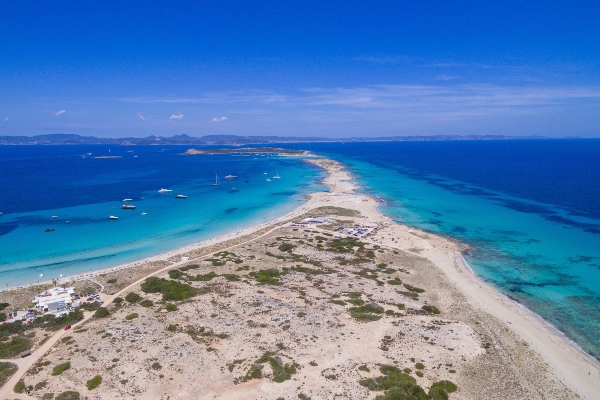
[108,216,119,220]
[244,180,249,183]
[122,198,133,202]
[175,194,187,199]
[266,179,272,182]
[141,212,147,216]
[51,216,58,218]
[122,204,136,210]
[224,175,238,180]
[44,228,55,232]
[158,188,172,193]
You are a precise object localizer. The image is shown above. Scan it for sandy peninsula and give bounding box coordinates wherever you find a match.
[1,157,599,400]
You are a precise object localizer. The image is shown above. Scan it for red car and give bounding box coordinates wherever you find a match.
[64,325,71,331]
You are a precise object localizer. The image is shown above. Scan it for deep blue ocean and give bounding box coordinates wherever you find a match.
[1,140,599,361]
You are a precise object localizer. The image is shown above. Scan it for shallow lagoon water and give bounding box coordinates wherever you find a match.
[0,145,324,287]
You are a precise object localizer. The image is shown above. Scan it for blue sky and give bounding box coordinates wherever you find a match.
[1,1,599,138]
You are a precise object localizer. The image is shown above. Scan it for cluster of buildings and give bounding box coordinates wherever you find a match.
[33,286,80,314]
[337,225,379,238]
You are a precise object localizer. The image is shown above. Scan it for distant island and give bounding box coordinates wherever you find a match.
[0,133,555,146]
[184,147,312,156]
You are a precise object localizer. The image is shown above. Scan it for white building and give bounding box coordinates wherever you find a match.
[33,287,77,313]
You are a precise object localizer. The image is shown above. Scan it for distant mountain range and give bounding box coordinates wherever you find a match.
[0,133,552,145]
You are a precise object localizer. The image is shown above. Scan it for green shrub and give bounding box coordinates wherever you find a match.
[179,264,199,271]
[51,362,71,376]
[151,362,162,370]
[278,242,295,252]
[168,270,185,280]
[0,362,18,388]
[113,297,124,304]
[141,277,199,301]
[358,364,370,372]
[106,278,117,284]
[330,299,346,306]
[93,307,110,318]
[416,371,424,377]
[422,305,440,315]
[165,303,177,312]
[0,303,9,311]
[0,335,31,358]
[429,380,457,400]
[249,269,283,285]
[139,300,154,308]
[189,272,217,282]
[14,379,26,393]
[349,304,384,321]
[86,375,102,390]
[56,391,80,400]
[125,313,138,320]
[0,313,6,322]
[253,353,297,383]
[387,277,403,285]
[125,292,141,303]
[167,324,177,332]
[415,362,425,370]
[403,284,425,293]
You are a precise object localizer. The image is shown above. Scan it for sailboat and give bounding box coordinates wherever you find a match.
[273,168,281,179]
[211,173,221,186]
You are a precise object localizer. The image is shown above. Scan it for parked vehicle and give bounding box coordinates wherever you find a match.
[64,325,71,330]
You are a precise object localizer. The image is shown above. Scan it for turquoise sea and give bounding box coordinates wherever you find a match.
[0,145,324,288]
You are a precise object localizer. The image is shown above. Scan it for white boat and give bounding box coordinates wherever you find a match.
[122,198,133,202]
[51,216,58,218]
[158,188,172,193]
[224,175,238,180]
[121,204,136,210]
[211,173,221,186]
[231,187,236,191]
[175,194,187,199]
[108,216,118,220]
[266,178,272,182]
[141,212,147,215]
[273,168,281,179]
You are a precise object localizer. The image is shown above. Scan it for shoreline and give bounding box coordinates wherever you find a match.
[1,156,599,398]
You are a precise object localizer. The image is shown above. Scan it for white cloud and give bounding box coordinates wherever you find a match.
[137,112,145,121]
[3,117,8,122]
[169,113,184,120]
[211,117,228,122]
[54,109,66,116]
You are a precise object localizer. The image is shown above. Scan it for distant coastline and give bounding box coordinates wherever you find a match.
[0,133,564,146]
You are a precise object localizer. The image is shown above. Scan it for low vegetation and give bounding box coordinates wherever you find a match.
[86,375,102,390]
[243,353,298,383]
[51,361,71,376]
[140,277,199,301]
[56,391,80,400]
[93,307,110,318]
[359,365,457,400]
[0,362,18,389]
[249,269,283,285]
[125,292,142,303]
[0,335,31,358]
